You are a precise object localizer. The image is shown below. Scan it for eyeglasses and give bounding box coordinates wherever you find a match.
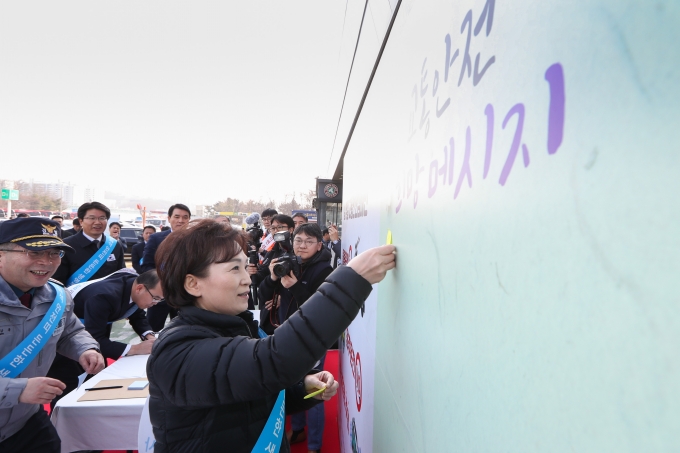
[271,225,289,232]
[144,285,165,304]
[83,216,108,222]
[293,239,318,247]
[1,249,65,260]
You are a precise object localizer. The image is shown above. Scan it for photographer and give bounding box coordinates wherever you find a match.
[248,214,295,287]
[258,208,278,258]
[258,222,332,333]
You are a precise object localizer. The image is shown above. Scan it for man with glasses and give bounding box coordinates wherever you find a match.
[46,268,161,412]
[52,201,125,285]
[257,222,333,452]
[69,269,161,361]
[0,217,104,452]
[258,208,278,259]
[248,214,295,289]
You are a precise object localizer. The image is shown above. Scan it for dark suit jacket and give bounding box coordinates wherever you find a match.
[140,229,171,272]
[62,228,78,238]
[131,241,146,273]
[73,272,152,359]
[53,231,126,285]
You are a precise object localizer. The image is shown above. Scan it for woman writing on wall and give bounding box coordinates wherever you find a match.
[146,219,396,453]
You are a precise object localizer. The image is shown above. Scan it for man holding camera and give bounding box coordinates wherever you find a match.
[247,214,294,290]
[258,221,333,325]
[257,222,333,453]
[258,208,278,259]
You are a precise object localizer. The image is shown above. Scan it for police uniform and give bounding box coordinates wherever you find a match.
[0,218,100,452]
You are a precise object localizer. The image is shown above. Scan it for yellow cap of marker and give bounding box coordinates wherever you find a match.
[386,230,392,245]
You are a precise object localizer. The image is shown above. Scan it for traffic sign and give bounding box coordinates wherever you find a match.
[1,189,17,200]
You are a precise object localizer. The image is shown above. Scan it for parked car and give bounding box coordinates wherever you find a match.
[119,226,143,255]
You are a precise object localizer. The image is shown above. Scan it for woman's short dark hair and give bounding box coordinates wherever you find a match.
[271,214,294,229]
[156,219,249,309]
[77,202,111,221]
[293,223,323,242]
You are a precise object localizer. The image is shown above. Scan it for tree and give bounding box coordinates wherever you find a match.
[277,193,301,216]
[0,179,62,211]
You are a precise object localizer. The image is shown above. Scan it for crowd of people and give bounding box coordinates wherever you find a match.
[0,200,396,453]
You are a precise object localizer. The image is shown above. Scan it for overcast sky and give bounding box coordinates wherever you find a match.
[0,1,361,207]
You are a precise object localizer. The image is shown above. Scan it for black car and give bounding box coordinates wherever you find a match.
[120,226,143,254]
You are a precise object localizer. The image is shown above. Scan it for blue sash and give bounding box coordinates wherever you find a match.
[67,235,118,286]
[252,329,286,453]
[0,282,66,379]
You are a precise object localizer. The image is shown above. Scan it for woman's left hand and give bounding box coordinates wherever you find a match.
[280,271,298,289]
[304,371,339,401]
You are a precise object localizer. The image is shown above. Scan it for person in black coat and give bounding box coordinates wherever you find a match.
[146,219,396,453]
[258,223,333,334]
[61,218,81,238]
[52,202,125,285]
[73,269,160,360]
[46,269,162,409]
[141,204,191,330]
[132,225,156,273]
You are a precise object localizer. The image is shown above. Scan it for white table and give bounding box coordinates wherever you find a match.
[51,354,149,453]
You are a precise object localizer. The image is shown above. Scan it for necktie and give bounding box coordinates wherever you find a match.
[93,239,100,249]
[19,293,32,309]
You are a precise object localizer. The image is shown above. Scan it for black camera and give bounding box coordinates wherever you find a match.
[272,231,301,278]
[246,222,263,250]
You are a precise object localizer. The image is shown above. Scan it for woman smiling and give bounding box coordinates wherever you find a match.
[146,219,396,453]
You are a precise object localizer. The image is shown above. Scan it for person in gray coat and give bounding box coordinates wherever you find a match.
[0,217,104,452]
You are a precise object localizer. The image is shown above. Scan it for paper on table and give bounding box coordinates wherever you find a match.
[78,378,149,402]
[77,372,87,389]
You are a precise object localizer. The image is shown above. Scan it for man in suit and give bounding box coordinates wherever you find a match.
[73,269,161,360]
[131,225,156,273]
[45,269,161,411]
[61,218,80,238]
[52,201,125,285]
[50,215,64,238]
[141,203,191,330]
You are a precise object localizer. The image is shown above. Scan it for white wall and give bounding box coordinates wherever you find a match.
[340,0,680,451]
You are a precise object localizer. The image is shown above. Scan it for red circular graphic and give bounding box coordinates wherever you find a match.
[324,183,339,198]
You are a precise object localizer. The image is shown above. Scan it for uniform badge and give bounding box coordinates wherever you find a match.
[41,223,58,236]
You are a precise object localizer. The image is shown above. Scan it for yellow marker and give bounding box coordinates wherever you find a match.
[304,387,326,399]
[386,230,392,245]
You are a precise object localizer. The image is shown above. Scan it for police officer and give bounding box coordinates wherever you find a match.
[0,217,104,452]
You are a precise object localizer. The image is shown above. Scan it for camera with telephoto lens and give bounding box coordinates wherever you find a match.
[246,222,263,250]
[272,231,301,278]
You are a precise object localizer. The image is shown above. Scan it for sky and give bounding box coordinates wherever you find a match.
[0,1,366,208]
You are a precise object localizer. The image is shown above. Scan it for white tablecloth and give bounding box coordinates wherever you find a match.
[50,354,149,453]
